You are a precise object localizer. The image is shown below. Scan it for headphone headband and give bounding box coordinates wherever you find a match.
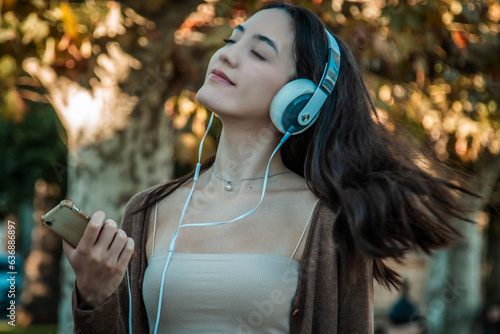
[296,29,341,126]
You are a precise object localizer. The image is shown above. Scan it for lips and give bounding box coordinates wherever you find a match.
[210,68,235,85]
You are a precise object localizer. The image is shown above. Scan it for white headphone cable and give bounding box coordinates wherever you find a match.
[127,267,132,334]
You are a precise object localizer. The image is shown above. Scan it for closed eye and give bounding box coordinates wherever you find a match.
[251,51,266,61]
[223,38,267,61]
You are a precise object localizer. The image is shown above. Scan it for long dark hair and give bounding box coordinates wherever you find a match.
[135,2,477,291]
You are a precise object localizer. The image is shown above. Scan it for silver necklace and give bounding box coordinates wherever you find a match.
[211,165,292,191]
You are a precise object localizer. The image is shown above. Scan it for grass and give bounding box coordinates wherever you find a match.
[0,321,57,333]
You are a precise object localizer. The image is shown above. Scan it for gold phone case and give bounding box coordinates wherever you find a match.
[41,200,90,248]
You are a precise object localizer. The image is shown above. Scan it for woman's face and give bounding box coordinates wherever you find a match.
[196,9,296,127]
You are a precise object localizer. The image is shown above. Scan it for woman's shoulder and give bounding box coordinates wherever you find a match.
[314,200,337,219]
[308,200,337,233]
[123,179,179,214]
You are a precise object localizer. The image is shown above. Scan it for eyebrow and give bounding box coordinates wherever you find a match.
[235,25,278,55]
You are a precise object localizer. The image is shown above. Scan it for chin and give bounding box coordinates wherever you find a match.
[196,86,229,115]
[195,85,205,105]
[195,87,214,112]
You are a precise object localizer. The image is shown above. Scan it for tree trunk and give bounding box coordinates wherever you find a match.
[424,154,500,334]
[483,185,500,331]
[485,210,500,306]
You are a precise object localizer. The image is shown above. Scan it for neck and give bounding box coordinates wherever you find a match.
[212,123,288,181]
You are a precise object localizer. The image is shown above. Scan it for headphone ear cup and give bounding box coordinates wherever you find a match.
[270,79,317,134]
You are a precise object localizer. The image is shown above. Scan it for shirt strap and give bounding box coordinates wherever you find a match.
[291,199,320,259]
[151,202,159,255]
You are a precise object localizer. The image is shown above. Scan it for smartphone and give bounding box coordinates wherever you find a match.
[41,200,90,248]
[41,200,136,260]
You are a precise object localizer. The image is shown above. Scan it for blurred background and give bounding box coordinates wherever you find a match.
[0,0,499,333]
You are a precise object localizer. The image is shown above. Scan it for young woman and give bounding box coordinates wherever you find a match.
[63,2,474,333]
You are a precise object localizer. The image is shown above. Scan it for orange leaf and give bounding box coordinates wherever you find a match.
[451,30,467,49]
[59,2,79,40]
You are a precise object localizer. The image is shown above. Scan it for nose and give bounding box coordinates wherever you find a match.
[218,45,238,67]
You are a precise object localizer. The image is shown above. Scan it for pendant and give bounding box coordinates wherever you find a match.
[225,182,232,191]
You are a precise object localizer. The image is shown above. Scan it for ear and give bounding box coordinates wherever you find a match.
[270,79,317,134]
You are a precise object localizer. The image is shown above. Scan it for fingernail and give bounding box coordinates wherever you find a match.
[107,221,117,228]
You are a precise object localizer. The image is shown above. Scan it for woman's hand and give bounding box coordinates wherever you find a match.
[62,211,135,308]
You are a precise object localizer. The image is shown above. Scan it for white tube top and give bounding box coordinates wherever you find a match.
[143,252,300,333]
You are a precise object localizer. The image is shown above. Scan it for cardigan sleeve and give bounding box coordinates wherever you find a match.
[72,278,129,334]
[71,190,149,334]
[289,202,375,334]
[337,256,374,333]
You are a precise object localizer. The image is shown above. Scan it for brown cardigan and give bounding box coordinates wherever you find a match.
[72,183,374,333]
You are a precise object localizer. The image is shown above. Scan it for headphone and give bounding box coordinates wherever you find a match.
[270,29,341,135]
